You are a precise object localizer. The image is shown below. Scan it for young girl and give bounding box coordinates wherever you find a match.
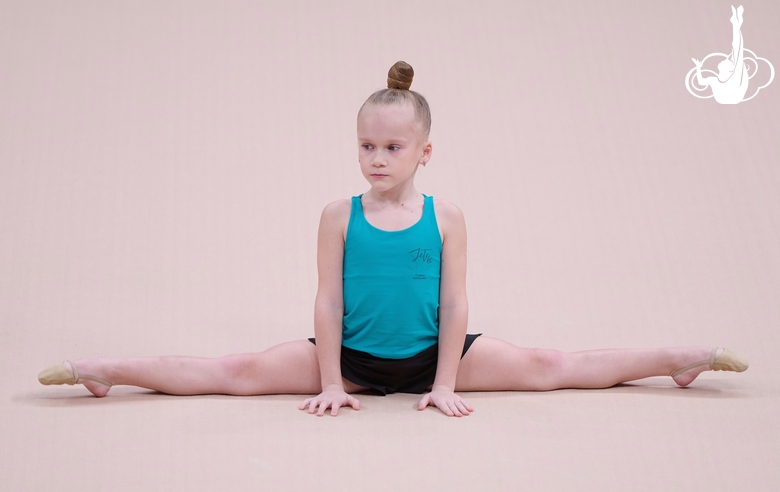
[38,61,748,418]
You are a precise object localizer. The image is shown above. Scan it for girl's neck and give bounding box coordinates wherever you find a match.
[363,185,422,206]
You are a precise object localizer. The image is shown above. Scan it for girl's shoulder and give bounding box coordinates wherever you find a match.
[321,198,352,218]
[433,198,466,243]
[433,198,465,223]
[319,198,352,240]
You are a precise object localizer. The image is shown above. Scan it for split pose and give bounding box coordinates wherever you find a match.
[692,5,749,104]
[39,62,748,417]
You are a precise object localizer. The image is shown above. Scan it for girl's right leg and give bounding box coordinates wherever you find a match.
[455,337,746,392]
[58,340,366,397]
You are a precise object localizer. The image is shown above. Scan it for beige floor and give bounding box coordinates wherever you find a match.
[2,1,779,490]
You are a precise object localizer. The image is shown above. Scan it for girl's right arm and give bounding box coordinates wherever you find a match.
[299,200,360,416]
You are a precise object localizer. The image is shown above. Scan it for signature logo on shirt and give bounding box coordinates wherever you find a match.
[408,247,435,278]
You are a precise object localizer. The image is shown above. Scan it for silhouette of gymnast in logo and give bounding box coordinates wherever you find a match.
[686,5,774,104]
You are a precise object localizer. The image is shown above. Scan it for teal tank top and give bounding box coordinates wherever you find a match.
[342,194,442,359]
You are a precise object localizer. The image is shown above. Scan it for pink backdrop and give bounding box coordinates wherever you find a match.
[2,1,779,490]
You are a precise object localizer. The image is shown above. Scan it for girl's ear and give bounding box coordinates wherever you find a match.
[420,140,433,166]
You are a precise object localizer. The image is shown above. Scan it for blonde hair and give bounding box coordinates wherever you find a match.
[358,61,432,138]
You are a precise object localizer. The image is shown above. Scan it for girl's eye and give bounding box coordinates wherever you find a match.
[388,145,400,151]
[362,144,373,150]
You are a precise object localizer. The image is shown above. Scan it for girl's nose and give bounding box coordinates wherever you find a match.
[372,154,387,167]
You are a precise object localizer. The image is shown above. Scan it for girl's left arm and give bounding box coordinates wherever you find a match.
[417,200,474,417]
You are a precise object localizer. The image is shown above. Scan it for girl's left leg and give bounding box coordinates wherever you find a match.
[40,340,368,397]
[455,336,730,392]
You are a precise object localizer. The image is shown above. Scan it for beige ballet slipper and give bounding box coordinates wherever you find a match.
[38,360,113,387]
[670,348,748,379]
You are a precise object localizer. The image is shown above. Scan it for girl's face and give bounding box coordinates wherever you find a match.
[357,103,431,194]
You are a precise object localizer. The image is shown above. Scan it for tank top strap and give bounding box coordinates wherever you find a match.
[352,195,364,215]
[346,195,366,240]
[421,194,440,242]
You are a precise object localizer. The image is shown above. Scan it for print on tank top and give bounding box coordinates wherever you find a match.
[408,247,435,279]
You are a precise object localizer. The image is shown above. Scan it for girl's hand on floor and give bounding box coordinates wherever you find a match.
[417,387,473,417]
[299,385,360,416]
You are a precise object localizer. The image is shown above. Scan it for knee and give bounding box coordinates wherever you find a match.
[528,349,567,390]
[216,355,261,388]
[531,348,565,370]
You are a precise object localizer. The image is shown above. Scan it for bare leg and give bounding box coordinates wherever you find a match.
[730,6,745,72]
[455,337,721,392]
[66,340,367,397]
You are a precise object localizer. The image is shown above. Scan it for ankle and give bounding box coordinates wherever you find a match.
[668,347,705,372]
[76,358,116,385]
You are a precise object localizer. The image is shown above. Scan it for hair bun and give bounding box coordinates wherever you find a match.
[387,61,414,90]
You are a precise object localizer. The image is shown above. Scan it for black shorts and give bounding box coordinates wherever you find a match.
[307,333,482,395]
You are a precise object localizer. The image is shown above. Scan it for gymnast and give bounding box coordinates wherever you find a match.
[39,61,748,417]
[692,5,749,104]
